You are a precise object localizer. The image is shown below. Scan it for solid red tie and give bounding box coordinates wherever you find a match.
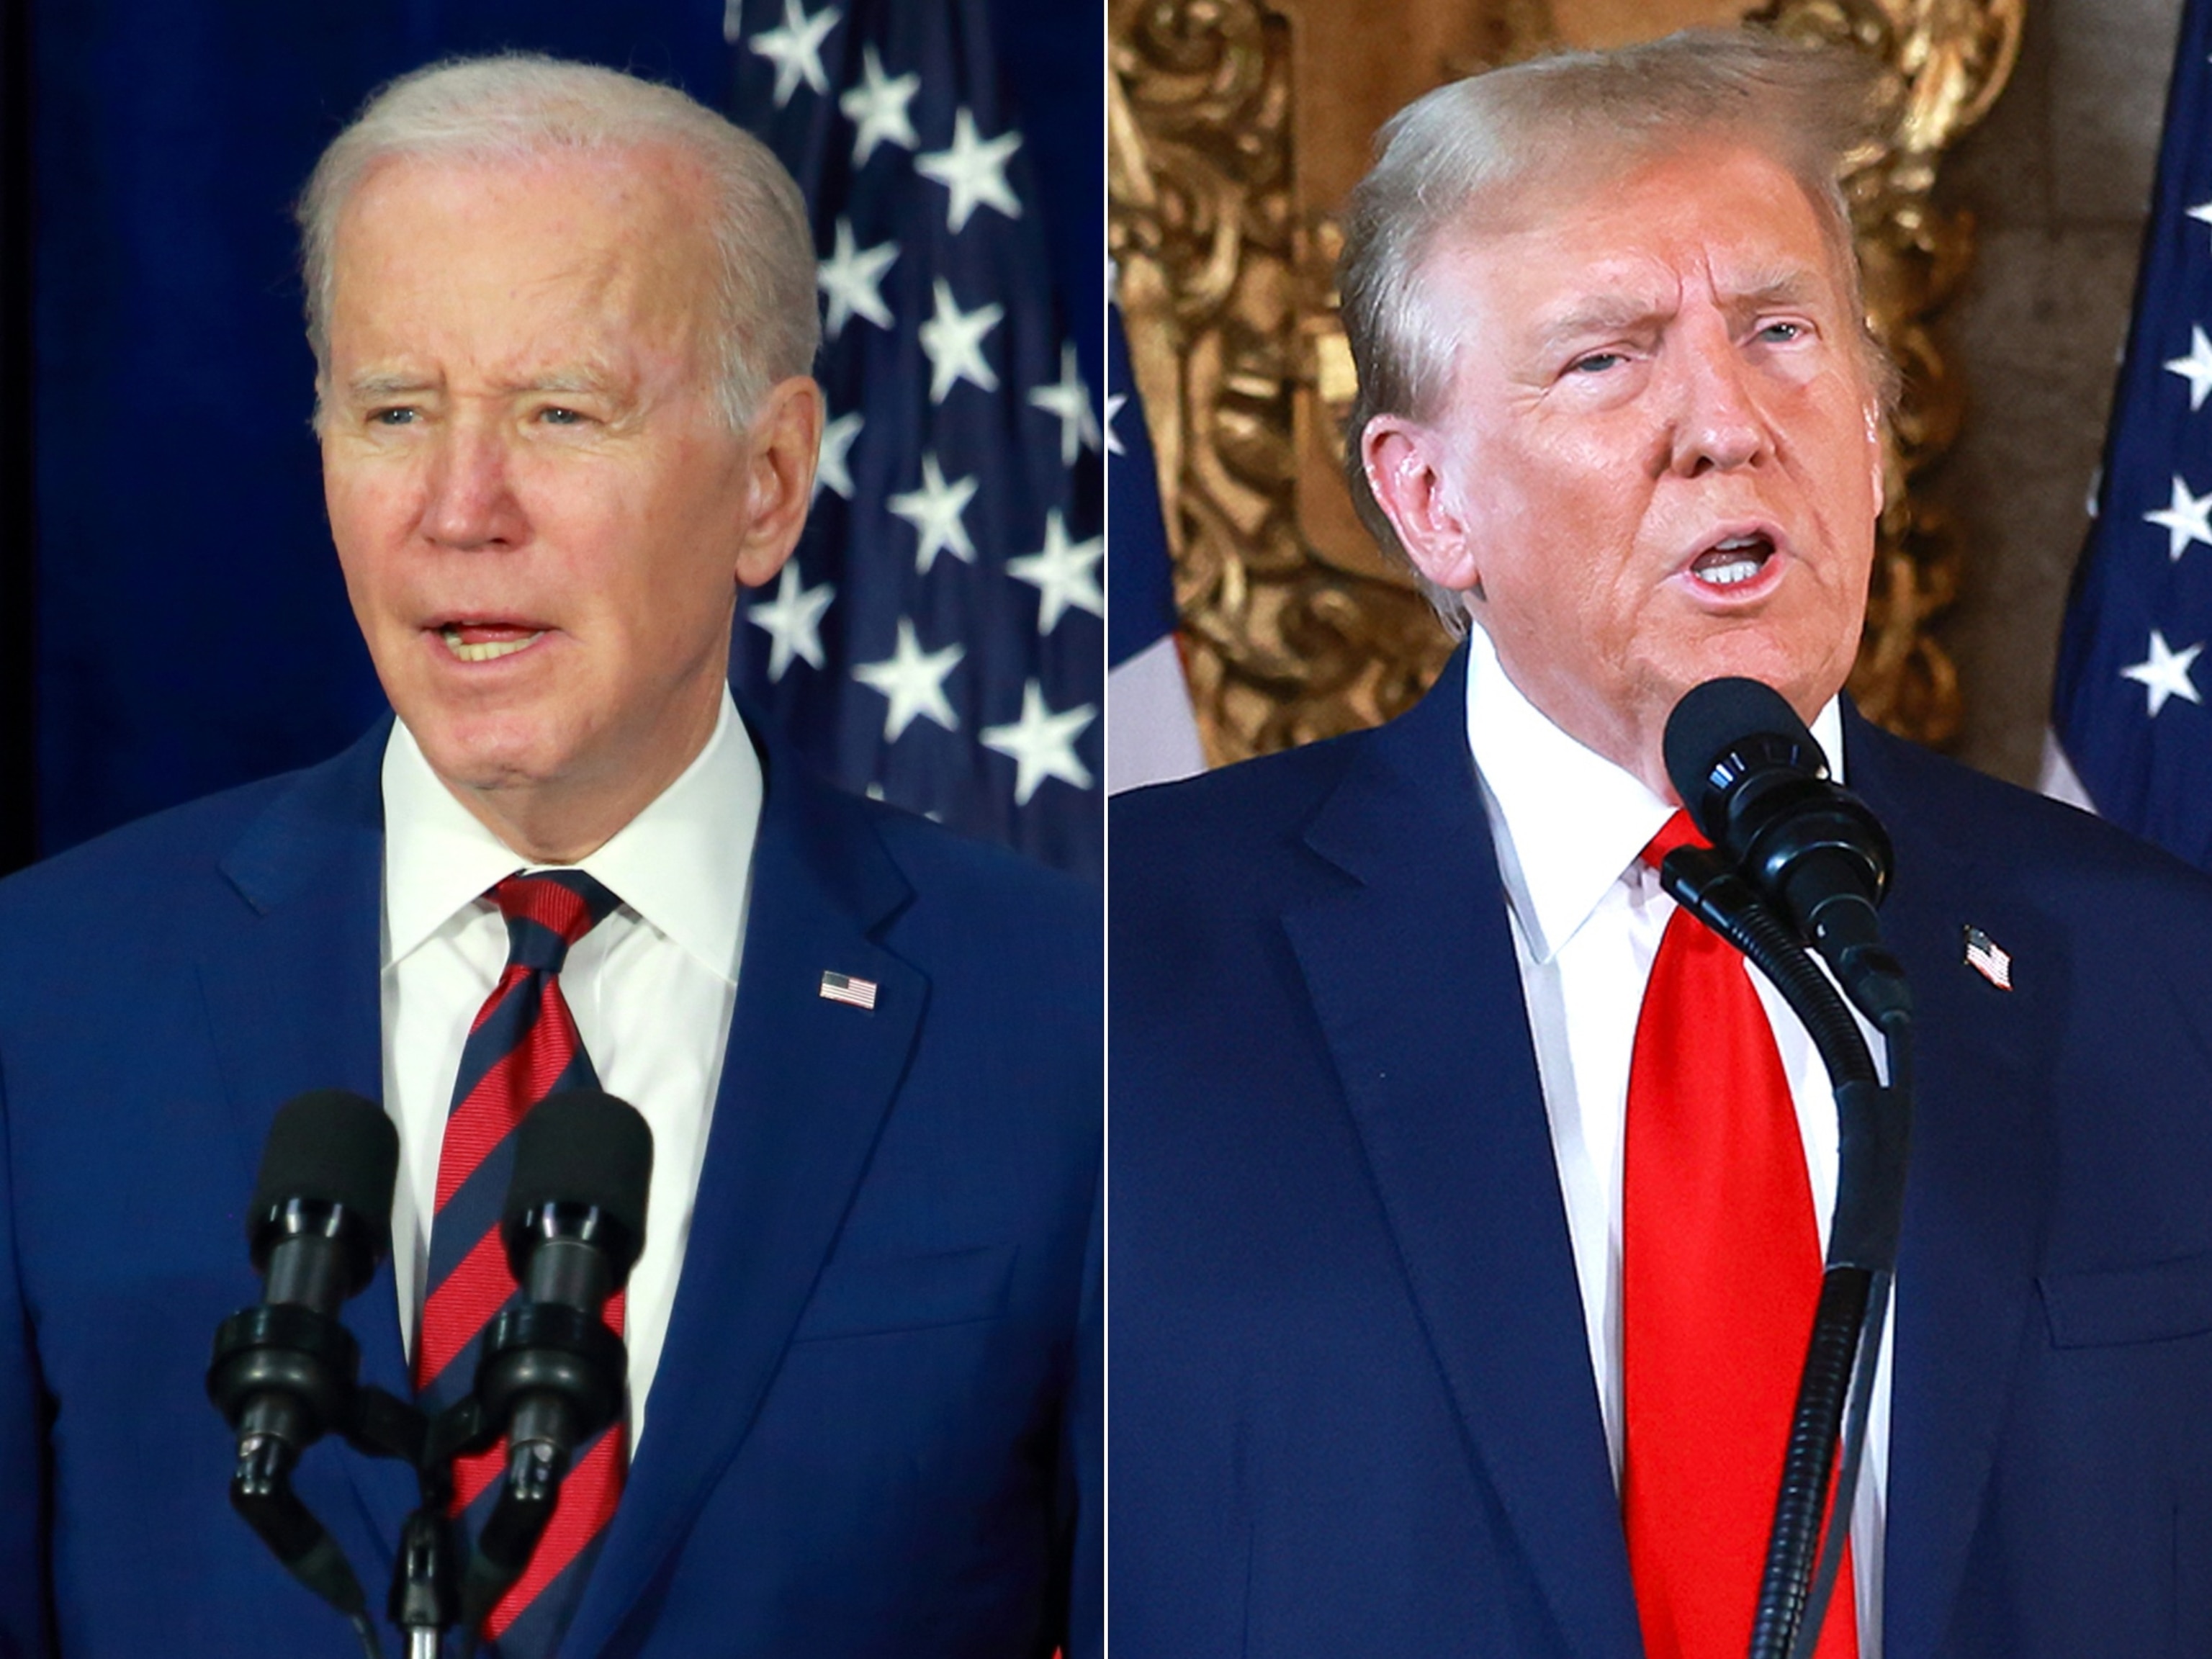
[1621,812,1858,1659]
[415,869,629,1656]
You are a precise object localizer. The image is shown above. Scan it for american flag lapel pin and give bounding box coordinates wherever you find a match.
[1962,925,2013,991]
[819,970,880,1011]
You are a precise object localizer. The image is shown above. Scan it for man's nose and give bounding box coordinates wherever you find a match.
[421,423,526,549]
[1663,328,1771,477]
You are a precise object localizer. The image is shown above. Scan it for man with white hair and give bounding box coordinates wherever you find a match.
[1112,30,2212,1659]
[0,55,1097,1658]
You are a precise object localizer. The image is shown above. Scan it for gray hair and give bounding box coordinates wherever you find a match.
[297,52,819,429]
[1336,29,1893,628]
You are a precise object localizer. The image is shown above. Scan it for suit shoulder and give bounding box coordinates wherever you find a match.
[1852,721,2212,908]
[0,770,301,935]
[1112,728,1364,883]
[852,794,1100,967]
[0,724,386,1004]
[862,794,1089,905]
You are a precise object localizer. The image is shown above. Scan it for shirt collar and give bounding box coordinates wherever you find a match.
[381,689,763,984]
[1461,625,1844,964]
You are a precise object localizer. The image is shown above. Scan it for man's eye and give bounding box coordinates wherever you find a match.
[1758,321,1806,344]
[371,407,416,426]
[539,406,585,426]
[1570,351,1624,375]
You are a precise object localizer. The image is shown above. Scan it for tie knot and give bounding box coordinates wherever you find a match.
[490,869,622,973]
[1639,809,1708,871]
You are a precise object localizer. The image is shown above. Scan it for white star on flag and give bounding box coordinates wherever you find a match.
[1102,392,1127,457]
[838,45,920,166]
[981,680,1096,805]
[852,618,965,740]
[915,107,1022,233]
[887,453,979,572]
[1027,343,1100,466]
[817,217,898,339]
[747,559,835,680]
[918,279,1002,403]
[729,0,1103,873]
[2144,473,2212,560]
[2121,629,2205,716]
[747,0,841,108]
[2165,324,2212,410]
[814,410,863,500]
[1008,511,1105,634]
[2049,12,2212,875]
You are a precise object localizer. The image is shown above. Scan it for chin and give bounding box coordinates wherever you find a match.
[1665,634,1846,716]
[408,710,575,796]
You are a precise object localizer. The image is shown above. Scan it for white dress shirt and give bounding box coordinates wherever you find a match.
[379,689,761,1453]
[1462,626,1891,1652]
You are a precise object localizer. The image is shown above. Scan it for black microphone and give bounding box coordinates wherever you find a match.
[1663,677,1912,1024]
[207,1088,399,1629]
[461,1089,652,1632]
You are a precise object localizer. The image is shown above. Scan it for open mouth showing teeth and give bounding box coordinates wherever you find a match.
[439,626,544,663]
[1690,533,1773,588]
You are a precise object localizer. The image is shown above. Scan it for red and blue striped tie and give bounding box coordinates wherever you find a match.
[415,869,627,1656]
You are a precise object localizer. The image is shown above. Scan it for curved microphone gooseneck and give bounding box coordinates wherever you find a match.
[207,1088,655,1659]
[1660,679,1916,1659]
[206,1088,402,1659]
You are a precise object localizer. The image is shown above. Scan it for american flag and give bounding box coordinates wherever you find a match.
[1104,302,1206,794]
[2051,0,2212,872]
[817,969,881,1010]
[1961,925,2013,992]
[724,0,1103,878]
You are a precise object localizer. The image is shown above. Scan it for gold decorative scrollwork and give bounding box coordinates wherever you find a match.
[1111,0,2023,765]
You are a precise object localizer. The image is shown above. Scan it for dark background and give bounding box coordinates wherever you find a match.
[0,0,1100,872]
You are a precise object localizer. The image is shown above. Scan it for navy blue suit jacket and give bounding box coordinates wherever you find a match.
[0,712,1100,1658]
[1110,652,2212,1658]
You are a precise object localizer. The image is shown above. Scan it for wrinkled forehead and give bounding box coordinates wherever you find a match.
[1408,134,1861,368]
[332,143,720,307]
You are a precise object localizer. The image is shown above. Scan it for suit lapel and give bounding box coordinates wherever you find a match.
[1281,659,1642,1659]
[1847,718,2047,1659]
[197,720,421,1560]
[1261,688,2051,1659]
[563,721,925,1657]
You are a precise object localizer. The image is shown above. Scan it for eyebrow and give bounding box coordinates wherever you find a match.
[1533,267,1834,356]
[1536,295,1669,356]
[341,372,439,403]
[336,366,633,403]
[1719,268,1831,317]
[501,367,626,399]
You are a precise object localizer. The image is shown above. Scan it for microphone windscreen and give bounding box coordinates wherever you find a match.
[505,1090,654,1238]
[248,1088,400,1232]
[1663,676,1816,816]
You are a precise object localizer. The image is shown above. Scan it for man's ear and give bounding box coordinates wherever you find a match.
[732,374,828,590]
[1863,399,1888,525]
[1363,415,1480,594]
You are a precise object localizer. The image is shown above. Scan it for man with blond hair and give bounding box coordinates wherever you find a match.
[0,54,1097,1658]
[1113,29,2212,1659]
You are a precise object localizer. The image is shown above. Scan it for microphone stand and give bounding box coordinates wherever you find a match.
[212,1089,643,1656]
[1660,847,1913,1659]
[338,1375,529,1659]
[207,1321,486,1659]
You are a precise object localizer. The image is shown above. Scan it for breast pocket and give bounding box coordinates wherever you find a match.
[2040,1249,2212,1347]
[789,1244,1016,1343]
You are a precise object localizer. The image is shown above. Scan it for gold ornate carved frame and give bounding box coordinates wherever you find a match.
[1110,0,2023,764]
